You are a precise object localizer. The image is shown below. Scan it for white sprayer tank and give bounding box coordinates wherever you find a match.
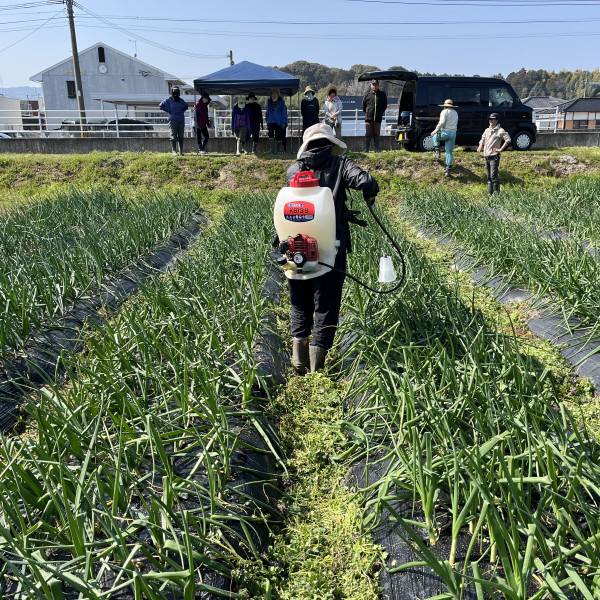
[274,171,338,280]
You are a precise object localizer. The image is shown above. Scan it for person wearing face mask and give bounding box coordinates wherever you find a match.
[266,88,288,154]
[301,85,320,133]
[231,98,252,155]
[246,93,263,154]
[194,92,211,154]
[159,86,189,155]
[324,85,343,139]
[284,123,379,374]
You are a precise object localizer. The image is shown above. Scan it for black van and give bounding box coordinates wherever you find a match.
[358,70,536,151]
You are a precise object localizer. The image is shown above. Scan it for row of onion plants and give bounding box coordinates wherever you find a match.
[0,192,284,599]
[403,188,600,330]
[0,187,202,356]
[488,176,600,241]
[334,194,600,599]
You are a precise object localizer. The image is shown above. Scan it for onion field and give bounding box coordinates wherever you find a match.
[0,164,599,599]
[0,188,203,355]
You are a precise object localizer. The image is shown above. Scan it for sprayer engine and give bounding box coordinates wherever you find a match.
[280,233,319,271]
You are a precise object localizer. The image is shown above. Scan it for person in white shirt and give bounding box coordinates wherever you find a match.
[432,99,459,177]
[477,113,511,194]
[324,86,343,139]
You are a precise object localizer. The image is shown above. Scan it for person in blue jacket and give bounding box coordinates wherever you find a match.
[266,88,287,154]
[159,86,188,155]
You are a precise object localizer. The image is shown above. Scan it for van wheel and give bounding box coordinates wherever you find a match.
[417,132,435,152]
[512,130,533,151]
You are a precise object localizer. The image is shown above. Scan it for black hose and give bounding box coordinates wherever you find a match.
[318,199,406,294]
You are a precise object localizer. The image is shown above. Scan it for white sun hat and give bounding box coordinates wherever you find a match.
[297,123,347,158]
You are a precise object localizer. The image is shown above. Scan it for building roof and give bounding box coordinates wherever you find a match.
[91,93,227,108]
[29,42,185,86]
[559,97,600,112]
[522,96,564,110]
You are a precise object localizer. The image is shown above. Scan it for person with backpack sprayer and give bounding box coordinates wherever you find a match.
[278,123,379,374]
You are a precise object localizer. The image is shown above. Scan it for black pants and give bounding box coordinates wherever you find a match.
[485,154,500,193]
[250,123,261,143]
[195,125,209,151]
[267,123,285,141]
[288,253,346,350]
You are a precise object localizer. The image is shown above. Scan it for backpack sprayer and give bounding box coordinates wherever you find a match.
[273,171,405,293]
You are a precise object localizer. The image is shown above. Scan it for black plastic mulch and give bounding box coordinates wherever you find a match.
[0,210,208,431]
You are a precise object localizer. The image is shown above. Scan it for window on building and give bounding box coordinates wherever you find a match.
[66,80,76,99]
[98,46,105,63]
[572,119,589,129]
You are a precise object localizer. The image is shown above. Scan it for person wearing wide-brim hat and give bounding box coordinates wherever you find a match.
[324,85,343,139]
[245,92,263,153]
[431,98,459,177]
[284,123,379,374]
[477,112,511,195]
[301,85,320,132]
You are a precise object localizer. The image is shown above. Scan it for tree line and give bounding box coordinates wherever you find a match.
[274,61,600,101]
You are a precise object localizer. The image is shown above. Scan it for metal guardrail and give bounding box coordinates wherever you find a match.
[0,107,398,139]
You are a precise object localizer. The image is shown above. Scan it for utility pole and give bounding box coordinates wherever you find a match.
[229,50,234,66]
[65,0,86,131]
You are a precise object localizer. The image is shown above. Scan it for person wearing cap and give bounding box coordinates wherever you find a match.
[159,87,189,155]
[324,85,343,139]
[246,92,263,154]
[194,92,211,154]
[231,98,252,155]
[266,88,288,154]
[431,99,459,177]
[477,113,511,194]
[301,85,320,133]
[362,79,388,152]
[284,123,379,374]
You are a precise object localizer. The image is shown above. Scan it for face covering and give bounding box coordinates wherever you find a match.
[305,92,314,100]
[237,101,246,109]
[172,90,180,99]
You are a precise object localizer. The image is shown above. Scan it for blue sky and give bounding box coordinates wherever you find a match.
[1,0,600,89]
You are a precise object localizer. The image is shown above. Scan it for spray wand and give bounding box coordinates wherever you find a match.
[317,199,406,295]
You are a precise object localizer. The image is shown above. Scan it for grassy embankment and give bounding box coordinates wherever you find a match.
[2,146,600,597]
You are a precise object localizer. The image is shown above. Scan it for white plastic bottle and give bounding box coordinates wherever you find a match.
[274,171,338,280]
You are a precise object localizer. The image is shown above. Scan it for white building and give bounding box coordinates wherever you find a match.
[0,95,24,132]
[30,42,186,129]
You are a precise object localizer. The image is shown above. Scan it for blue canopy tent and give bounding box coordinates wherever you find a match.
[193,61,299,97]
[194,61,301,148]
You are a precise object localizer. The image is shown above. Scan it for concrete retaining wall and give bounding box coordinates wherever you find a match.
[533,131,600,148]
[0,131,598,154]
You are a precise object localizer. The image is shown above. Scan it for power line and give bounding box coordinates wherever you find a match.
[0,1,62,10]
[0,5,64,54]
[3,20,600,42]
[72,2,226,60]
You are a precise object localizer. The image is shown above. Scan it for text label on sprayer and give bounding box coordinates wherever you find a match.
[284,202,315,222]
